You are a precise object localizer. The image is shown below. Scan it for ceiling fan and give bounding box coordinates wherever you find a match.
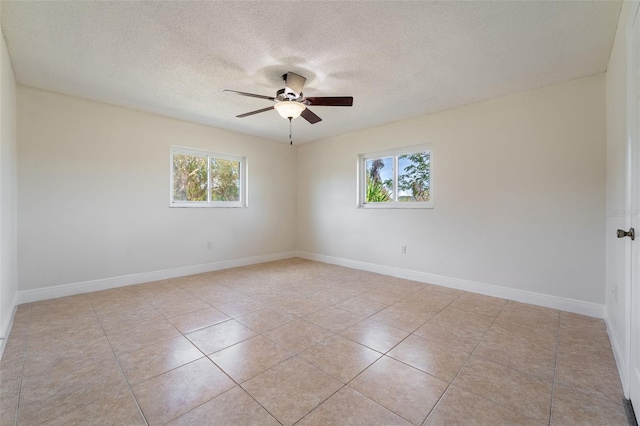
[224,72,353,125]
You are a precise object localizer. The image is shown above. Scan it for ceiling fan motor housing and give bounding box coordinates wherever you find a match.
[277,88,302,102]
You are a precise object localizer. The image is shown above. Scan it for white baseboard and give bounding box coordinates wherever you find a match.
[296,251,604,318]
[18,251,296,304]
[0,291,18,359]
[604,308,629,397]
[14,249,605,317]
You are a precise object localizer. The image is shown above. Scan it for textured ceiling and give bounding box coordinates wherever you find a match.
[0,1,622,144]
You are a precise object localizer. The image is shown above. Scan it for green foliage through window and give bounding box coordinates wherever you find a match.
[210,158,240,201]
[171,148,245,206]
[398,152,430,202]
[365,157,393,203]
[366,175,392,202]
[173,154,208,201]
[361,148,432,207]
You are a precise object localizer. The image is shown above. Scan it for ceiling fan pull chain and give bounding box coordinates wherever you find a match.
[289,117,293,145]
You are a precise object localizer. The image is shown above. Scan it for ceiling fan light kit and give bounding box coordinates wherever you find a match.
[224,71,354,144]
[274,101,306,119]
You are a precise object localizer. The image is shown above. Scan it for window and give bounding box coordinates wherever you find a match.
[170,146,247,207]
[358,144,432,208]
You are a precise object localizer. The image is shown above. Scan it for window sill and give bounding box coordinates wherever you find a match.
[169,203,246,208]
[358,203,433,209]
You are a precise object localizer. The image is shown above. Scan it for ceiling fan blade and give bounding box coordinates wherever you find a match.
[304,97,353,107]
[301,108,322,124]
[236,106,275,118]
[285,72,306,96]
[224,90,276,101]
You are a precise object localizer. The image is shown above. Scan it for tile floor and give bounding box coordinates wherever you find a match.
[0,258,628,425]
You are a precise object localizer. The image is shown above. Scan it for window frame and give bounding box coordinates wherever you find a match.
[170,146,247,208]
[357,144,433,209]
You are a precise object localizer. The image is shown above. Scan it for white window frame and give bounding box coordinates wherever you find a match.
[357,143,433,209]
[170,146,247,208]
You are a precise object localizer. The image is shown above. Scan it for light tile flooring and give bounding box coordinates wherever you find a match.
[0,259,628,425]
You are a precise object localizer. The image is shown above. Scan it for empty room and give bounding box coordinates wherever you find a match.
[0,1,638,425]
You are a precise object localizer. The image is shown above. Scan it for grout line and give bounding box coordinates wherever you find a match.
[291,382,348,425]
[88,298,150,426]
[113,271,432,423]
[7,260,616,425]
[547,313,562,425]
[422,296,507,424]
[298,289,467,426]
[179,279,405,424]
[12,303,32,426]
[137,276,288,424]
[271,355,345,426]
[420,303,491,423]
[457,303,561,382]
[426,300,557,425]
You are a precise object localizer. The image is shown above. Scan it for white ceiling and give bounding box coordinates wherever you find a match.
[0,1,622,144]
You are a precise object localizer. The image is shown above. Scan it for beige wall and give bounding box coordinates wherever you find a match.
[0,16,18,341]
[15,73,608,310]
[297,74,606,304]
[11,36,611,315]
[17,87,297,291]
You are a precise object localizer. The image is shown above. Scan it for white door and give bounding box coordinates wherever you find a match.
[629,2,640,412]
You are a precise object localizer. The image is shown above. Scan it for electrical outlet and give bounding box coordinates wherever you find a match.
[207,240,212,249]
[401,245,407,254]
